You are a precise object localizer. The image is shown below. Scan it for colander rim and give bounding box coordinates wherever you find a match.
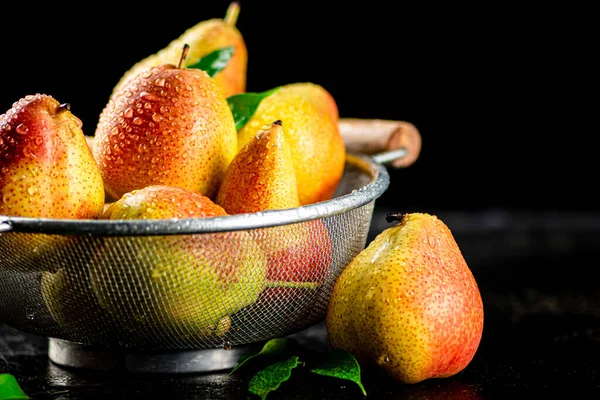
[0,154,389,236]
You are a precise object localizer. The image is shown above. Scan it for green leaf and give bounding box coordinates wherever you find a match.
[248,356,300,400]
[230,337,296,375]
[227,87,281,131]
[186,46,234,77]
[0,374,30,399]
[309,349,367,396]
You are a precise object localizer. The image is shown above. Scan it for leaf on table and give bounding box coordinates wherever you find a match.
[186,46,234,77]
[309,349,367,396]
[0,374,30,399]
[227,87,281,131]
[248,356,301,400]
[230,337,296,375]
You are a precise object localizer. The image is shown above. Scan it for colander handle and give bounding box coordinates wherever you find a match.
[338,118,422,168]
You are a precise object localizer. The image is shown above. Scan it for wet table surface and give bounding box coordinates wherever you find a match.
[2,208,600,399]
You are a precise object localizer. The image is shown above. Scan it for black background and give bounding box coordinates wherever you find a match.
[0,1,593,212]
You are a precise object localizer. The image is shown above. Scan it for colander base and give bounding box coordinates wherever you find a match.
[48,337,261,374]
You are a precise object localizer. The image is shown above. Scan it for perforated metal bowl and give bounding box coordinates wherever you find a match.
[0,118,420,372]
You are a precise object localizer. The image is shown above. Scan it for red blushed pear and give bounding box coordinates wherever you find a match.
[215,120,332,304]
[0,94,104,218]
[216,120,299,213]
[0,94,105,276]
[326,213,484,384]
[93,44,238,201]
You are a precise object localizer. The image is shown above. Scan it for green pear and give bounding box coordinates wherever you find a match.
[326,213,484,384]
[89,185,267,341]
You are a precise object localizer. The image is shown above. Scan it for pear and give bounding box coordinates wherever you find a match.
[216,120,299,213]
[0,94,105,273]
[89,185,267,341]
[112,2,247,98]
[0,94,104,218]
[326,213,484,384]
[93,45,238,201]
[216,120,332,311]
[278,82,339,123]
[237,90,345,206]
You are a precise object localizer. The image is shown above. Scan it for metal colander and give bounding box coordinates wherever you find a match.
[0,119,419,371]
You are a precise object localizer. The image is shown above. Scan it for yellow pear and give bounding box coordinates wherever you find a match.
[112,2,247,98]
[94,45,238,200]
[237,90,345,206]
[326,213,484,384]
[278,82,339,123]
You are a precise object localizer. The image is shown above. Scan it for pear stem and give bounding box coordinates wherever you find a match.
[266,281,320,290]
[386,213,404,223]
[178,44,190,69]
[224,2,240,26]
[57,103,71,114]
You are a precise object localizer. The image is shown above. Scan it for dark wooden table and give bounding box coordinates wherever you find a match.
[3,208,600,399]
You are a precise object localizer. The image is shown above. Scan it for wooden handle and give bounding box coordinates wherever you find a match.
[338,118,422,168]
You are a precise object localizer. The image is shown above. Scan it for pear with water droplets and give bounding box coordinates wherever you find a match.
[326,213,484,384]
[112,2,247,98]
[237,86,345,206]
[0,93,104,218]
[93,44,238,201]
[89,185,268,341]
[216,120,332,317]
[216,120,299,213]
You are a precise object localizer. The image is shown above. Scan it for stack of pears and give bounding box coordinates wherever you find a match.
[0,3,346,338]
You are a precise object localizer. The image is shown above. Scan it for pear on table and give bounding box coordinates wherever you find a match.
[326,213,484,384]
[112,1,247,98]
[93,44,238,201]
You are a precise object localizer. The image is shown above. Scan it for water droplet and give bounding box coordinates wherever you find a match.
[27,185,37,195]
[159,106,169,114]
[73,116,83,128]
[124,108,134,118]
[151,156,159,164]
[152,113,162,122]
[182,152,188,159]
[133,117,143,125]
[118,132,126,140]
[0,137,3,146]
[34,137,43,145]
[155,78,166,87]
[428,235,437,247]
[141,92,160,102]
[15,123,29,135]
[1,167,8,174]
[223,340,232,351]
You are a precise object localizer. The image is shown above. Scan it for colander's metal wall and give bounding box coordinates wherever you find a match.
[0,156,382,351]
